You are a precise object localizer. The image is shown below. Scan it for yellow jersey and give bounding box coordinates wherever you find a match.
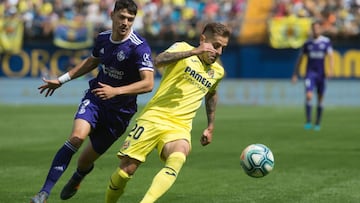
[137,42,225,131]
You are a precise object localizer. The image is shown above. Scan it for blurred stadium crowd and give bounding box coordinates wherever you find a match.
[1,0,360,44]
[273,0,360,40]
[0,0,245,43]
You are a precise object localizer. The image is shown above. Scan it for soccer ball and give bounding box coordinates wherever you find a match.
[240,144,274,178]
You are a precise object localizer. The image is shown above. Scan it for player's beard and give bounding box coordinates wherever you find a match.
[206,53,218,65]
[116,25,130,38]
[199,52,217,65]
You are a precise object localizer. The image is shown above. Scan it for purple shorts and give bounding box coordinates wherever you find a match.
[74,91,134,154]
[304,73,326,95]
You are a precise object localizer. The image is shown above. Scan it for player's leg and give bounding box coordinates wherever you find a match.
[304,77,314,129]
[30,119,90,203]
[60,141,98,200]
[106,120,156,203]
[314,79,326,131]
[140,139,189,203]
[105,157,141,203]
[305,90,313,129]
[61,114,130,200]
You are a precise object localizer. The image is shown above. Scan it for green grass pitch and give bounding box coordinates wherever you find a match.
[1,105,360,203]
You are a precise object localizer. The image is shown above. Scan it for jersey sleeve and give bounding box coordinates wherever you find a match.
[326,41,333,54]
[134,42,154,72]
[91,35,101,58]
[165,42,192,53]
[209,63,225,93]
[301,41,308,54]
[209,78,221,93]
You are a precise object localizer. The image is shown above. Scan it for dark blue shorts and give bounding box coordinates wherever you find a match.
[74,91,134,154]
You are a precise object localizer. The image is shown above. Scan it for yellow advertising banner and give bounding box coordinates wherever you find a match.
[0,17,24,54]
[269,16,311,49]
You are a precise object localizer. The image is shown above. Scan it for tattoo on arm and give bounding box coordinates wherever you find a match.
[155,51,194,67]
[205,92,218,127]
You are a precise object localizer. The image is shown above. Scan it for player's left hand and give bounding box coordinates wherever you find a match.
[200,128,213,146]
[92,82,117,100]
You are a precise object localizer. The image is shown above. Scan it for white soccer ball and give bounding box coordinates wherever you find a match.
[240,144,274,178]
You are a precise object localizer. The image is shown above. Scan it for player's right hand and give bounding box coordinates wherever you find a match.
[200,128,213,146]
[194,42,217,55]
[327,71,333,79]
[291,75,298,84]
[38,77,62,97]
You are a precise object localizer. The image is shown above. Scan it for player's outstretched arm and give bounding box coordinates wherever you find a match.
[38,57,100,97]
[67,57,100,80]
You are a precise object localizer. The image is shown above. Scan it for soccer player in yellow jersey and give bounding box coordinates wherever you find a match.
[105,22,230,203]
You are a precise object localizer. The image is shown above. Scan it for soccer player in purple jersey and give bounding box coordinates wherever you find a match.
[30,0,154,202]
[292,21,334,131]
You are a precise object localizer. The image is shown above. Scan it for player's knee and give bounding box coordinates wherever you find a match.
[69,136,84,148]
[120,157,141,176]
[165,152,186,173]
[306,91,313,98]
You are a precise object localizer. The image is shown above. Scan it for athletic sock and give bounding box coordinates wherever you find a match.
[305,101,312,123]
[40,141,78,194]
[71,164,94,182]
[315,105,323,125]
[140,152,186,203]
[105,168,131,203]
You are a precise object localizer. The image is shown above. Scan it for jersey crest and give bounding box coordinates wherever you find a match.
[207,69,215,78]
[116,50,126,62]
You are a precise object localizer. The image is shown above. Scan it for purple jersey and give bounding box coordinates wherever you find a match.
[302,35,333,77]
[89,29,154,113]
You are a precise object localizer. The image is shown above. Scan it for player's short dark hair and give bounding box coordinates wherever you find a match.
[113,0,138,15]
[202,22,231,38]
